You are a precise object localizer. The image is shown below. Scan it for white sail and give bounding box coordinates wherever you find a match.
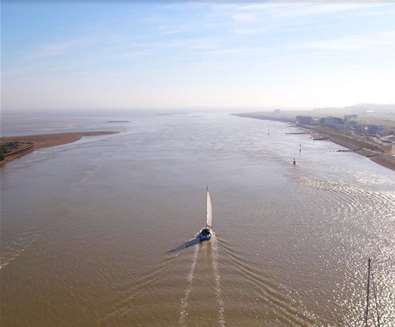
[206,190,213,228]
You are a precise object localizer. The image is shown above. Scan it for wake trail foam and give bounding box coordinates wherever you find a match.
[212,236,226,327]
[179,244,199,327]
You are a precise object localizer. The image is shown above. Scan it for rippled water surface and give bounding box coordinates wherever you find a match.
[1,112,394,326]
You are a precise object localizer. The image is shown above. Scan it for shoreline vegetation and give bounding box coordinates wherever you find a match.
[235,113,395,171]
[0,131,117,166]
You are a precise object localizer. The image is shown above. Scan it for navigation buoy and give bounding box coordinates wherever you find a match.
[293,158,296,166]
[299,144,302,153]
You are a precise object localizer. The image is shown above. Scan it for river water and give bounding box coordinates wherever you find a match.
[1,112,394,326]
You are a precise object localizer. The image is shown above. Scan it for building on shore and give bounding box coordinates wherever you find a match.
[320,117,345,130]
[362,124,385,137]
[296,116,313,125]
[344,114,358,121]
[343,114,358,131]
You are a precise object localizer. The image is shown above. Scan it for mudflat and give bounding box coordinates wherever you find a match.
[0,131,117,165]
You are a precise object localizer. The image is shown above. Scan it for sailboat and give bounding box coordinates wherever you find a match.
[197,187,213,242]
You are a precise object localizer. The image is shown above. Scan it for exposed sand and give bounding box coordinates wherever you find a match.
[0,131,117,165]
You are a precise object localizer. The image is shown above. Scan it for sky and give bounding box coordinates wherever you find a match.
[2,1,395,112]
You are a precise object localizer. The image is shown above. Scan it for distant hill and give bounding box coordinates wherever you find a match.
[348,103,395,113]
[314,103,395,115]
[237,104,395,129]
[313,104,395,127]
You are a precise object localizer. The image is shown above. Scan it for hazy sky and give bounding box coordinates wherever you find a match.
[2,1,395,112]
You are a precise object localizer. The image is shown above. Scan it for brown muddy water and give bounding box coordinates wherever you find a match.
[1,112,394,326]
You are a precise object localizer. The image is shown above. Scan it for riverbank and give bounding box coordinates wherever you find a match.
[235,114,395,171]
[0,131,117,166]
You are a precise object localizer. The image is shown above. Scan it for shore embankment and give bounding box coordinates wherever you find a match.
[235,113,395,171]
[0,131,117,166]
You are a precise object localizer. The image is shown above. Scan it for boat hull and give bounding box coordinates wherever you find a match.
[197,227,212,242]
[198,233,211,242]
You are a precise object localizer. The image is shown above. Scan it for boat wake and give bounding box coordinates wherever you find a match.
[101,186,315,326]
[211,236,226,327]
[179,244,200,327]
[101,235,316,326]
[179,235,226,327]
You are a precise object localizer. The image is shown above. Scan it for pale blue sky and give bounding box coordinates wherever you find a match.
[2,1,395,111]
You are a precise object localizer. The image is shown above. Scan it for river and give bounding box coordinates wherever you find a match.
[1,112,394,326]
